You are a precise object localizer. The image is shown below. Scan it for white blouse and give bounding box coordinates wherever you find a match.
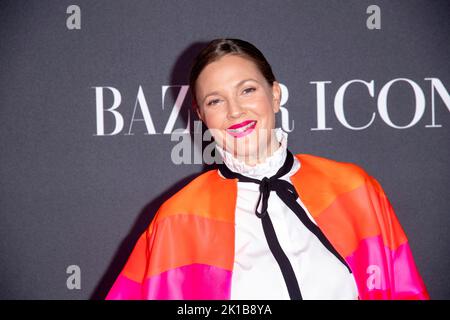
[216,128,359,300]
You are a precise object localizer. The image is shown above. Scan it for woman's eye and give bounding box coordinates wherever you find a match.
[207,99,220,106]
[243,87,256,94]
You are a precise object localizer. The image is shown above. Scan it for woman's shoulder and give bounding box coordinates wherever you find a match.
[292,153,388,219]
[153,168,236,222]
[294,153,371,186]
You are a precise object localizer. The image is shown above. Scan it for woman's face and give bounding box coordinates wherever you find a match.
[195,54,282,165]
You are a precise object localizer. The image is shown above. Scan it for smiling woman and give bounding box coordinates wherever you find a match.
[105,38,429,300]
[194,54,280,166]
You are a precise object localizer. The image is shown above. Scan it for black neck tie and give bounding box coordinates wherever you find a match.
[218,149,351,300]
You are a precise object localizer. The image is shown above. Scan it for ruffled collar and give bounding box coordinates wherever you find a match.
[215,128,289,180]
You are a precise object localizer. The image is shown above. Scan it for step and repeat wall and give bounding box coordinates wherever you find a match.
[0,0,449,299]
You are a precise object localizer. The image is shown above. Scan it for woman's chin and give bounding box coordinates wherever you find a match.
[233,149,261,163]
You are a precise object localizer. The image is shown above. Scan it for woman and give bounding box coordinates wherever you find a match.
[106,38,429,300]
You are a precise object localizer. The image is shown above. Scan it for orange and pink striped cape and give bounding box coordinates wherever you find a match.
[106,153,429,300]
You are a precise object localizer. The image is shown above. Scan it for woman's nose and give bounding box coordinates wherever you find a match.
[227,99,245,119]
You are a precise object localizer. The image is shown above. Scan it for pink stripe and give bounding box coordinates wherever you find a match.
[392,241,429,299]
[143,263,232,299]
[346,236,428,299]
[105,274,142,300]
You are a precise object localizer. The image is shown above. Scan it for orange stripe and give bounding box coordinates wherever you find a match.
[123,214,235,281]
[121,229,151,282]
[155,170,238,224]
[291,154,367,217]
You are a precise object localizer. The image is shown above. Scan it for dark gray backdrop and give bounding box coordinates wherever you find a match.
[0,0,449,299]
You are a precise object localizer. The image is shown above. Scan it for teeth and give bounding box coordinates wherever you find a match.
[228,121,255,133]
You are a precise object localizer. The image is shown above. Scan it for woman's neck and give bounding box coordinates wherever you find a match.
[234,138,281,166]
[216,128,288,179]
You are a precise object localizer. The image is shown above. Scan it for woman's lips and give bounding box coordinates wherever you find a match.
[228,120,255,130]
[226,120,257,138]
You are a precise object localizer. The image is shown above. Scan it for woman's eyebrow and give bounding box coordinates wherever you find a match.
[201,78,258,104]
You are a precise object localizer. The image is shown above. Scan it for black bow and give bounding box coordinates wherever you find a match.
[218,149,352,300]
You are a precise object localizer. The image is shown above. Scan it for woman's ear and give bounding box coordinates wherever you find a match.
[272,81,282,113]
[196,107,203,122]
[193,100,203,121]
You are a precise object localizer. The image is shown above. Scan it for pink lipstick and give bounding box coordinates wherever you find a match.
[226,120,257,138]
